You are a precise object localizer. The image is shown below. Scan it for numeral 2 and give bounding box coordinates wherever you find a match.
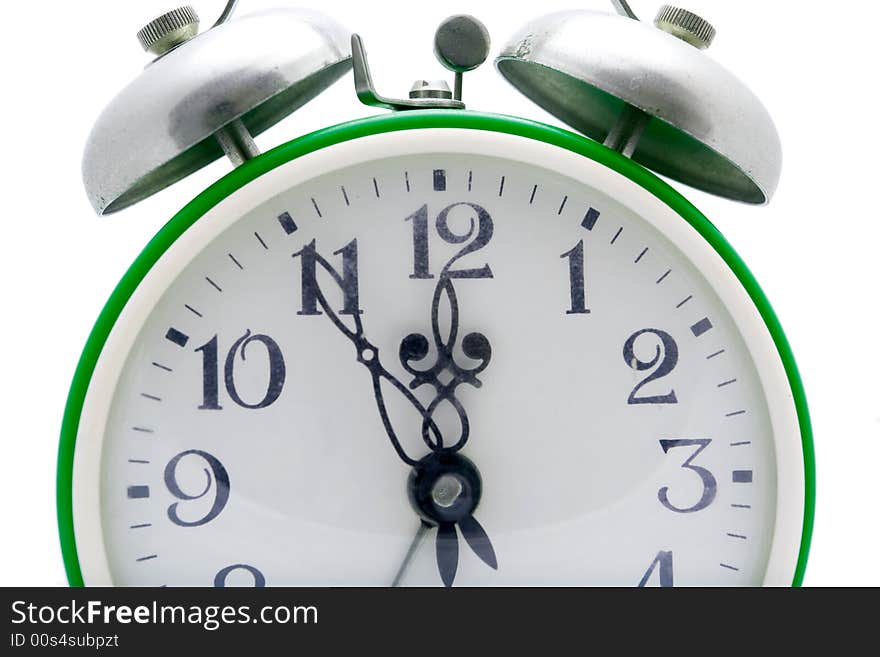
[622,328,679,404]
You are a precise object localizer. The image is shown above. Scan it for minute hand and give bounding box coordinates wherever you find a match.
[310,282,442,466]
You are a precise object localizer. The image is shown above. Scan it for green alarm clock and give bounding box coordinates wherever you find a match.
[58,0,814,587]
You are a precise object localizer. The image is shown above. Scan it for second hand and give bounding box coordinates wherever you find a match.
[391,521,431,587]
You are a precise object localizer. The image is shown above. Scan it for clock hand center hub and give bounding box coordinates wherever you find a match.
[407,452,483,524]
[431,474,463,508]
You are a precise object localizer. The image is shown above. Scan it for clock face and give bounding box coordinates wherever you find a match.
[69,127,805,587]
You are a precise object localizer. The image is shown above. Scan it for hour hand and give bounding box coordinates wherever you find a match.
[409,451,497,587]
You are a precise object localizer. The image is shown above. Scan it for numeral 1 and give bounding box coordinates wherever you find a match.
[195,335,222,410]
[560,240,589,314]
[405,204,434,279]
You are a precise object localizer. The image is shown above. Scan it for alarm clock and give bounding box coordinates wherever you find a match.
[58,0,814,587]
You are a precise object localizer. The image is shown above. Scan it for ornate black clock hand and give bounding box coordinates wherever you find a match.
[399,276,492,453]
[397,272,498,586]
[306,251,497,586]
[309,277,442,465]
[436,516,498,588]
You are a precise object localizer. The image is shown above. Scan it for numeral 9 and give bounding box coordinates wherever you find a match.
[164,449,230,527]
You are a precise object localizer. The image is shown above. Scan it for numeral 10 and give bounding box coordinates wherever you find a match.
[195,330,286,410]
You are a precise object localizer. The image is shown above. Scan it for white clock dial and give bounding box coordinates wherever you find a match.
[70,129,804,586]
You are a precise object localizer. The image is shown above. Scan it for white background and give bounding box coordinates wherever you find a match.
[0,0,875,586]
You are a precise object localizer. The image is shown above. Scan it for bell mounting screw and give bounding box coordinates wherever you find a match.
[654,5,716,50]
[409,80,455,101]
[137,6,200,57]
[136,3,258,167]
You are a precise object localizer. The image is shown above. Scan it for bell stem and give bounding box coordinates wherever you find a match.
[215,119,260,167]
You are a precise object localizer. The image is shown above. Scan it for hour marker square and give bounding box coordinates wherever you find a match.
[165,327,189,347]
[690,317,713,337]
[732,470,753,483]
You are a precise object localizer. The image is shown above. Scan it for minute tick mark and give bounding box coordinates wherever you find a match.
[141,393,162,402]
[557,195,568,214]
[228,253,243,270]
[151,362,172,372]
[373,177,381,198]
[341,185,350,205]
[656,269,671,284]
[311,198,323,217]
[718,378,737,388]
[254,231,268,249]
[529,184,537,204]
[707,349,725,359]
[719,563,740,572]
[184,304,202,318]
[205,277,222,293]
[136,555,158,562]
[676,295,693,308]
[610,227,623,244]
[634,247,648,263]
[498,176,505,196]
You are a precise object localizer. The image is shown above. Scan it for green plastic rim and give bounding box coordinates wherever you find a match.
[57,110,815,587]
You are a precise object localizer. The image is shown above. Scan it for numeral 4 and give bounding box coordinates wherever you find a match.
[638,550,674,587]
